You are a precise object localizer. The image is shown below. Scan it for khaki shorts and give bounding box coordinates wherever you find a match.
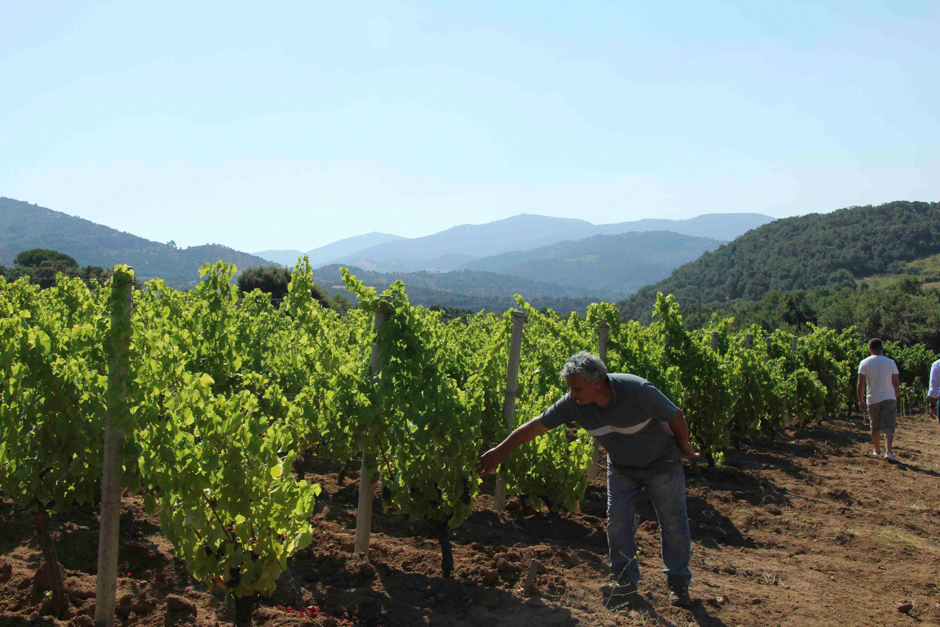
[868,399,897,432]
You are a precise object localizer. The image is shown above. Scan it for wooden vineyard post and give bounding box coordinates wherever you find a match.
[745,333,753,350]
[355,297,389,554]
[495,310,527,512]
[95,267,132,627]
[587,320,610,483]
[792,336,798,354]
[711,331,719,352]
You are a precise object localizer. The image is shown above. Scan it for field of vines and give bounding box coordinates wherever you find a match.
[2,260,938,627]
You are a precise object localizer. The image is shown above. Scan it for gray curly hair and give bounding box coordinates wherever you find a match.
[559,351,608,383]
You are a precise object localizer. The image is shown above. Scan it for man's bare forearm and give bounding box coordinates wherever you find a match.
[668,410,700,459]
[476,417,548,475]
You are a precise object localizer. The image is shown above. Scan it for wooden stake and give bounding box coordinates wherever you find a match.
[354,298,389,554]
[587,321,610,484]
[95,269,132,627]
[495,311,526,511]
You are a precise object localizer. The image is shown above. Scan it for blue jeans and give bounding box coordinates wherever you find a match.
[607,461,692,586]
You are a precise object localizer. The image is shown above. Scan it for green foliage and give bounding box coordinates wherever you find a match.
[884,341,939,412]
[652,294,731,462]
[498,296,594,512]
[723,326,786,436]
[237,259,331,308]
[3,247,112,289]
[236,264,293,301]
[344,271,484,528]
[672,276,940,380]
[6,255,940,601]
[795,325,853,422]
[0,274,111,513]
[130,261,325,598]
[14,248,79,268]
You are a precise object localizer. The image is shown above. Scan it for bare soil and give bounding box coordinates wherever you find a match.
[3,409,940,627]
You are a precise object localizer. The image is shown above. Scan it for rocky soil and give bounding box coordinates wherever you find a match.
[2,409,940,626]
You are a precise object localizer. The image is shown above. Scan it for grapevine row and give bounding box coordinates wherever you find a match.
[1,261,934,624]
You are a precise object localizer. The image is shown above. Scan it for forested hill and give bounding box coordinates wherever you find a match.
[619,201,940,321]
[0,197,269,289]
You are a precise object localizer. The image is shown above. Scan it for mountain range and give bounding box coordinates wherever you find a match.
[254,213,774,273]
[1,196,774,305]
[461,231,722,295]
[254,232,405,268]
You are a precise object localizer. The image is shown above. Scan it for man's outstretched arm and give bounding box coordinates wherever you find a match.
[476,417,549,475]
[668,410,700,460]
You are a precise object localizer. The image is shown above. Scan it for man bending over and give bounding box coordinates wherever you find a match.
[476,351,699,607]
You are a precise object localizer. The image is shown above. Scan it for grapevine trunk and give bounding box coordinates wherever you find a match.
[433,520,454,578]
[32,507,69,617]
[233,594,257,627]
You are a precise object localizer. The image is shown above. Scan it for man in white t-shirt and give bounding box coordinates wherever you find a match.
[857,338,901,462]
[927,357,940,427]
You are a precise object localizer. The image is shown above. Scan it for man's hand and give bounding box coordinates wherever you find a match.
[677,440,701,460]
[475,447,504,476]
[667,410,700,461]
[475,417,548,476]
[857,374,867,414]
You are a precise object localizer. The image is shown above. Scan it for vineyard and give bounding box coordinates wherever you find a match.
[2,261,939,627]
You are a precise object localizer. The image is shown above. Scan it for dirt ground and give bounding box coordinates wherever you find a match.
[2,409,940,627]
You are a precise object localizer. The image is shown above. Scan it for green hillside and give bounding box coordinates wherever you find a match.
[620,201,940,321]
[0,197,270,289]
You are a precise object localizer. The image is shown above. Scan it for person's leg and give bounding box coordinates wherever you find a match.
[607,461,641,585]
[869,403,883,455]
[645,465,692,587]
[881,400,898,456]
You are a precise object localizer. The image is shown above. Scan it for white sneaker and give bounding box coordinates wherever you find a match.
[884,452,898,462]
[872,450,883,458]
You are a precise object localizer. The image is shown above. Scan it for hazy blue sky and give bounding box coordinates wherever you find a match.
[2,1,937,251]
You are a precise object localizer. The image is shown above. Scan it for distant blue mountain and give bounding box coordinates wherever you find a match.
[326,213,774,272]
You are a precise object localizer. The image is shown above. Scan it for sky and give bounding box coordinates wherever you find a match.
[1,1,938,252]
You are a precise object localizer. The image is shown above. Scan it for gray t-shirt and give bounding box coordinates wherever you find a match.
[539,373,681,479]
